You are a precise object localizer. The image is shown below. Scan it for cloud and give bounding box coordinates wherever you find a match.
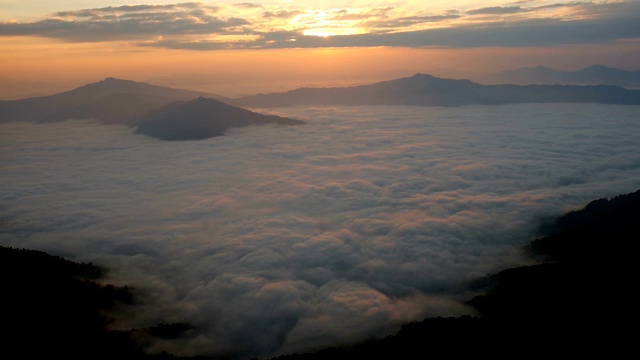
[143,1,640,50]
[2,103,640,359]
[1,1,638,48]
[467,6,528,15]
[53,3,208,18]
[235,3,264,9]
[246,14,640,49]
[0,2,247,41]
[363,14,462,29]
[263,10,303,19]
[533,2,591,10]
[329,7,394,21]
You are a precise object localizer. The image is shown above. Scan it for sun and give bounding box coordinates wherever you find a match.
[303,29,335,37]
[297,9,366,37]
[302,25,367,37]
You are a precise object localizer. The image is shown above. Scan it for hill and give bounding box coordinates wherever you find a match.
[230,73,640,108]
[0,77,225,124]
[134,96,305,141]
[266,189,639,359]
[0,78,304,140]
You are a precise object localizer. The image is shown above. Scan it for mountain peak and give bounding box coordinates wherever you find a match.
[186,96,226,107]
[98,77,136,85]
[410,73,435,79]
[582,64,611,71]
[99,76,133,83]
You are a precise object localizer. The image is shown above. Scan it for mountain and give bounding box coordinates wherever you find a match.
[0,77,228,125]
[232,74,498,107]
[230,73,640,108]
[479,65,640,88]
[266,188,640,359]
[134,96,305,141]
[0,78,304,140]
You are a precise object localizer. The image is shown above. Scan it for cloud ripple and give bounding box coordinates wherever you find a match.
[1,103,640,358]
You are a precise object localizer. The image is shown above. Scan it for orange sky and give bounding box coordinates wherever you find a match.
[1,1,640,98]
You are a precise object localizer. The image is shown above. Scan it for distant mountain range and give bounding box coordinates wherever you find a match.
[479,65,640,88]
[230,73,640,108]
[2,73,638,140]
[0,78,304,141]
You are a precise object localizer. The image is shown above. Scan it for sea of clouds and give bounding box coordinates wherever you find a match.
[1,103,639,359]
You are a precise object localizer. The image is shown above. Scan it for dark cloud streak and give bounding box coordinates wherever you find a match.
[54,2,207,17]
[0,3,248,41]
[467,6,528,15]
[263,10,303,19]
[363,14,461,29]
[140,14,640,50]
[235,3,263,9]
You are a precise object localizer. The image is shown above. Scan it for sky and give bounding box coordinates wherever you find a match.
[1,1,640,97]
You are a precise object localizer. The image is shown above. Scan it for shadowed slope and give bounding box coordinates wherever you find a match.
[0,78,304,141]
[265,189,640,359]
[0,77,227,124]
[134,96,305,141]
[0,246,201,360]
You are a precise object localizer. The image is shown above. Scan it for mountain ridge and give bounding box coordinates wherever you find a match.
[479,64,640,88]
[0,77,226,124]
[134,96,304,141]
[0,78,304,140]
[3,74,639,139]
[229,72,640,108]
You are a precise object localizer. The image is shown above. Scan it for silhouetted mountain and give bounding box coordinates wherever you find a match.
[480,65,640,88]
[0,246,137,359]
[266,188,640,359]
[0,77,224,124]
[526,188,640,266]
[0,246,205,360]
[134,96,305,141]
[0,78,304,140]
[231,73,640,108]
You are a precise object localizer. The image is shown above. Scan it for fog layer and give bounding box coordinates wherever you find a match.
[1,104,639,359]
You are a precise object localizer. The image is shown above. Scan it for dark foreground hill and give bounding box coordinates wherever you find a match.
[231,73,640,108]
[2,188,637,359]
[0,78,304,140]
[0,246,200,360]
[135,96,304,141]
[265,189,639,359]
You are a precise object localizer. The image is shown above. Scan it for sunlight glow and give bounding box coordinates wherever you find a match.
[294,8,370,37]
[302,27,366,37]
